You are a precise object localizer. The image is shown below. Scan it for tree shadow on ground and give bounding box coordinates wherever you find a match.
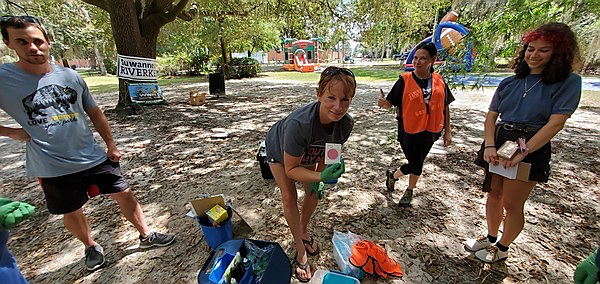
[1,78,597,283]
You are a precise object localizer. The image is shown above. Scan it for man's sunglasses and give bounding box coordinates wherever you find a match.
[322,66,355,78]
[0,15,41,25]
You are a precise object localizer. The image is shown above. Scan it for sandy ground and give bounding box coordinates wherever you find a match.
[1,75,599,283]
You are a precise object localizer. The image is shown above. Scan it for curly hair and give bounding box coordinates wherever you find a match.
[512,22,581,84]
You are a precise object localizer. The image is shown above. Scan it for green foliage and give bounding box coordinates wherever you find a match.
[103,57,116,75]
[22,0,95,59]
[352,0,452,56]
[157,0,282,67]
[189,47,211,75]
[157,49,211,76]
[461,0,600,71]
[218,57,261,79]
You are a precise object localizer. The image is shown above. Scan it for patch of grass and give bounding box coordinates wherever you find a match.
[159,76,208,86]
[84,76,119,93]
[263,66,402,83]
[77,69,103,77]
[261,71,320,82]
[349,66,401,82]
[83,75,208,94]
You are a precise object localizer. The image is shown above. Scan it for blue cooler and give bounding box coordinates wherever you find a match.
[322,271,360,284]
[196,206,234,249]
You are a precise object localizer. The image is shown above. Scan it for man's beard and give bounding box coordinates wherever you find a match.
[23,55,47,65]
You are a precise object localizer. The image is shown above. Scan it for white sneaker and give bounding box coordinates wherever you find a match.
[464,236,493,252]
[475,246,508,263]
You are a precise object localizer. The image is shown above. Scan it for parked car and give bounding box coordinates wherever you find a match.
[343,55,355,64]
[392,51,410,61]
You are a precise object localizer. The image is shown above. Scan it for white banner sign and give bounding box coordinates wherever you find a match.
[117,54,158,81]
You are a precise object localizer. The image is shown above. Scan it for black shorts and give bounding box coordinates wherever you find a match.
[39,159,130,214]
[475,123,551,183]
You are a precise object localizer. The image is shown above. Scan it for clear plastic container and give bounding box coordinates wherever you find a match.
[331,231,364,280]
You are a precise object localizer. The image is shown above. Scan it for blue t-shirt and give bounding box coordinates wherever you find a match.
[490,73,581,125]
[0,64,107,177]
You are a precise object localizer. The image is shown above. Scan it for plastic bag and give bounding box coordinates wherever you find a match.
[332,230,365,279]
[244,240,274,282]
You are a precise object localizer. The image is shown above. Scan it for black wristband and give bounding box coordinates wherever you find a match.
[484,145,495,149]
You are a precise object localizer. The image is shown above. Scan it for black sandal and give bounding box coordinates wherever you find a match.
[386,169,398,191]
[302,237,320,256]
[292,258,312,282]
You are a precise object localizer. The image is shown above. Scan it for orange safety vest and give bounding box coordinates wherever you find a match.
[400,72,446,134]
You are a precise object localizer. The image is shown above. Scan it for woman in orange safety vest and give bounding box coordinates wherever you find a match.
[378,42,454,207]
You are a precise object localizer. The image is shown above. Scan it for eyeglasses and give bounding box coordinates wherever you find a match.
[321,66,355,78]
[0,15,41,25]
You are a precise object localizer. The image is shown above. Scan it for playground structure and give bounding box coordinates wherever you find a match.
[404,10,474,72]
[282,38,323,72]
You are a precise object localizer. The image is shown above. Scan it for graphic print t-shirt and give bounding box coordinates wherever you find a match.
[265,101,353,165]
[0,64,107,177]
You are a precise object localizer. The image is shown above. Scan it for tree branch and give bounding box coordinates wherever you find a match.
[164,0,189,22]
[324,0,344,20]
[140,0,189,35]
[80,0,110,12]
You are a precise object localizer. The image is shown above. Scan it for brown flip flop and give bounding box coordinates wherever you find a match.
[292,256,312,282]
[302,237,320,256]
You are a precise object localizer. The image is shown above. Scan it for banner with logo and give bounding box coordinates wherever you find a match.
[117,54,158,81]
[127,82,165,105]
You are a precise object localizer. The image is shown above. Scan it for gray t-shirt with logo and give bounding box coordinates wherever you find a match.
[265,101,353,165]
[0,63,107,177]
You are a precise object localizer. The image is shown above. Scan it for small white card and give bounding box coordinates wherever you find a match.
[489,163,517,179]
[325,143,342,164]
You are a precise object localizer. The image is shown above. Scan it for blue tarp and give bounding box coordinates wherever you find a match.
[450,75,600,91]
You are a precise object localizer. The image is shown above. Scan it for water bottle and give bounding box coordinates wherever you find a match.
[323,156,343,184]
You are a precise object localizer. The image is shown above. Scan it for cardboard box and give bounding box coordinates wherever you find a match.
[187,194,254,235]
[189,91,206,106]
[489,162,531,182]
[189,195,226,218]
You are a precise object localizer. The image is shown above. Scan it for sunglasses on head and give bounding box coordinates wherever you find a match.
[322,67,355,78]
[0,15,40,25]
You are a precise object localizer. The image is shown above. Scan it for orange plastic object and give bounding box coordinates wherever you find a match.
[348,240,403,279]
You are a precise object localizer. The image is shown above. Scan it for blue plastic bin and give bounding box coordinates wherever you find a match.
[323,271,360,284]
[196,206,234,249]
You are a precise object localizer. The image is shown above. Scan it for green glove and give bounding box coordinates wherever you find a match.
[320,159,345,182]
[0,197,12,206]
[574,250,599,284]
[308,182,325,199]
[0,201,35,231]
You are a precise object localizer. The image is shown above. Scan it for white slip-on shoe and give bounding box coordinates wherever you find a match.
[475,246,508,263]
[464,236,493,252]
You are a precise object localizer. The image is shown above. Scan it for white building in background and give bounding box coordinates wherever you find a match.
[231,52,268,64]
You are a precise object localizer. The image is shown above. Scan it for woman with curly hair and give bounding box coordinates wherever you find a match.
[465,22,582,263]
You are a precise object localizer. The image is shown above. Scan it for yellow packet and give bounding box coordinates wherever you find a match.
[206,204,228,225]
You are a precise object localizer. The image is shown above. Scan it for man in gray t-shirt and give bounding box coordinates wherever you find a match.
[0,16,174,271]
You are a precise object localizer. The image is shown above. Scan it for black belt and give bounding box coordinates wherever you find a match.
[498,122,542,133]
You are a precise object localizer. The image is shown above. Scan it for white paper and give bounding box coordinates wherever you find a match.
[489,163,517,179]
[325,143,342,164]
